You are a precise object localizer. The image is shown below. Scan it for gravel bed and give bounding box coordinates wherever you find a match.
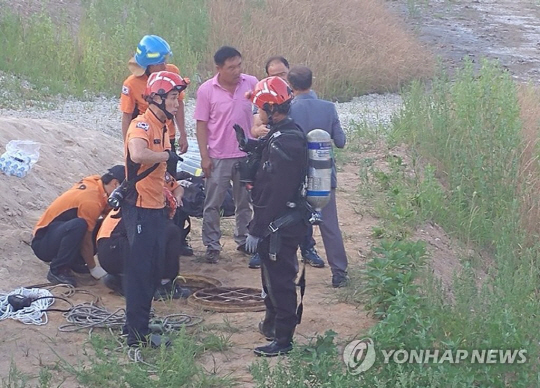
[0,93,403,139]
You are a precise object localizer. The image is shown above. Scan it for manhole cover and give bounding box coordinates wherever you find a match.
[175,274,222,291]
[187,287,265,312]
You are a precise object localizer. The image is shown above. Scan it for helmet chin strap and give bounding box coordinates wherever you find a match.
[151,99,174,120]
[264,107,276,126]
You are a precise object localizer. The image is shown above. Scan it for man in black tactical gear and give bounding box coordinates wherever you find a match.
[243,76,309,357]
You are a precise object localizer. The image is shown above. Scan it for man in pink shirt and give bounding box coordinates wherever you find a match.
[194,46,258,263]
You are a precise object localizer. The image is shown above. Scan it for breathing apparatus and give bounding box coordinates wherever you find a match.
[305,129,332,224]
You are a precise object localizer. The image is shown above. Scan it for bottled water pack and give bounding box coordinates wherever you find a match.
[0,153,31,178]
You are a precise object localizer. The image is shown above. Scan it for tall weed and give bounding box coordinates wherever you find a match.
[204,0,433,100]
[0,0,208,96]
[392,59,522,247]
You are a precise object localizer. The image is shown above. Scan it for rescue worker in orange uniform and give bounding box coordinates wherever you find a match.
[120,35,189,170]
[97,176,191,300]
[120,35,192,255]
[31,166,125,286]
[123,70,188,347]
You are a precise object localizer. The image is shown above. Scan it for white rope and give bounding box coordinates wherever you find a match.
[0,287,54,325]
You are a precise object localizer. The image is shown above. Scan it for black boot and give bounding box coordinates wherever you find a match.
[254,325,294,357]
[103,274,124,296]
[254,340,293,357]
[258,311,276,341]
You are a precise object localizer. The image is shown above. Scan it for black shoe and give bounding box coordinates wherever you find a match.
[258,321,275,341]
[103,274,123,295]
[70,261,90,274]
[301,248,325,268]
[254,340,293,357]
[236,243,250,255]
[332,274,349,288]
[129,333,172,349]
[248,253,261,269]
[173,285,191,299]
[179,241,194,256]
[205,249,220,264]
[47,268,77,287]
[154,282,191,301]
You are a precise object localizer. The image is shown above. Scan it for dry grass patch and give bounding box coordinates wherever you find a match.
[207,0,434,100]
[517,84,540,240]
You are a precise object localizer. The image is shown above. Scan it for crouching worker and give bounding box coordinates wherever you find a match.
[96,181,191,300]
[243,77,309,357]
[123,70,188,348]
[31,166,125,286]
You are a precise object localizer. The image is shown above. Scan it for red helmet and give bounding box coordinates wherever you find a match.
[250,76,293,111]
[145,71,188,98]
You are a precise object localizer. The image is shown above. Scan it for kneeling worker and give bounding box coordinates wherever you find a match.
[97,182,191,300]
[31,166,125,286]
[244,77,309,357]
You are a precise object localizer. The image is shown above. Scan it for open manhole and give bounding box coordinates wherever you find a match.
[187,286,265,312]
[175,274,222,292]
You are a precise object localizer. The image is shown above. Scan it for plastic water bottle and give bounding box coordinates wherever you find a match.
[0,156,6,173]
[4,158,30,177]
[16,163,30,178]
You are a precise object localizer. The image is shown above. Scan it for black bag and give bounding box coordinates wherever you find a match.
[180,176,206,218]
[178,174,236,218]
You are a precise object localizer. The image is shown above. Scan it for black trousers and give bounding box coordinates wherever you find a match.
[31,218,87,273]
[122,203,166,346]
[98,220,182,279]
[259,221,307,344]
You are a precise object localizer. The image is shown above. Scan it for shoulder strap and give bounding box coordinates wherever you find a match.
[124,163,160,188]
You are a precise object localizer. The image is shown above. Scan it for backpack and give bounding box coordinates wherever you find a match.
[177,173,236,218]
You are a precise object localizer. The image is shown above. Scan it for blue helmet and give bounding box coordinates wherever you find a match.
[134,35,172,70]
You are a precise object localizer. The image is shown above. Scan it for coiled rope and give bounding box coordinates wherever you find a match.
[0,287,55,325]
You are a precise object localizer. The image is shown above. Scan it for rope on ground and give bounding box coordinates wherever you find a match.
[0,287,54,325]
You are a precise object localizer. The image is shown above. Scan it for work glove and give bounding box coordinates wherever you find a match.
[166,150,182,176]
[166,149,181,165]
[90,266,107,280]
[245,234,261,254]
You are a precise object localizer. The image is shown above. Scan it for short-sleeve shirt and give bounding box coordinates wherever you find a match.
[194,73,258,159]
[96,208,122,242]
[96,173,178,241]
[125,110,179,209]
[120,63,184,140]
[33,176,108,236]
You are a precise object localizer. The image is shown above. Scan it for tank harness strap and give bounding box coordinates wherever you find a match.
[265,210,304,261]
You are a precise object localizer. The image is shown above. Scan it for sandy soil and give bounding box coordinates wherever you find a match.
[0,119,378,386]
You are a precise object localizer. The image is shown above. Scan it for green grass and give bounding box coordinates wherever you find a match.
[0,0,208,97]
[63,328,234,387]
[250,59,540,387]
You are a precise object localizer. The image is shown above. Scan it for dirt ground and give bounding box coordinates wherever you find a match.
[2,0,540,385]
[0,119,379,386]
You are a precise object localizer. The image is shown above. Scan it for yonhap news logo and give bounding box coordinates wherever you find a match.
[342,338,376,374]
[343,338,527,375]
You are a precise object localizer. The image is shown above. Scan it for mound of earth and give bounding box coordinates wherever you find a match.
[0,117,124,289]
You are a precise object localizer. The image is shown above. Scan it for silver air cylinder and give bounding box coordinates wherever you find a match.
[306,129,332,223]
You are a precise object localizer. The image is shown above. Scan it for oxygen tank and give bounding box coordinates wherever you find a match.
[306,129,332,224]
